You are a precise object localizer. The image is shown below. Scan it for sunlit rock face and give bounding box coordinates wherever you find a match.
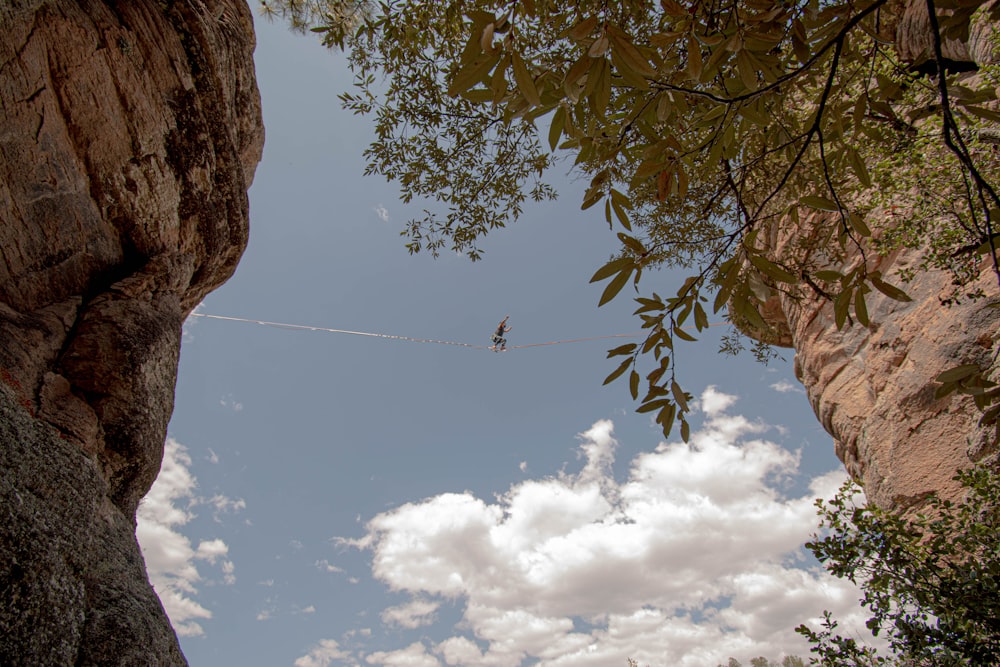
[738,0,1000,510]
[750,229,997,511]
[0,1,263,663]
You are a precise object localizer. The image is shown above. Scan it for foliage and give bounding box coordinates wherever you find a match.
[260,0,1000,439]
[798,466,1000,666]
[715,656,807,667]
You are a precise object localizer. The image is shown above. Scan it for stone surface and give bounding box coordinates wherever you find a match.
[0,0,263,663]
[750,233,997,509]
[733,0,1000,510]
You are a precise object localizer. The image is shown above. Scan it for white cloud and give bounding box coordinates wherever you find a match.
[770,380,804,394]
[699,384,738,416]
[220,393,244,412]
[316,558,344,573]
[209,493,247,520]
[295,639,352,667]
[374,204,390,222]
[341,388,875,667]
[381,598,440,629]
[366,642,441,667]
[136,438,237,637]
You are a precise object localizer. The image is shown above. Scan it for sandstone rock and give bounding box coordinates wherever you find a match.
[734,0,1000,510]
[749,231,997,509]
[0,0,263,663]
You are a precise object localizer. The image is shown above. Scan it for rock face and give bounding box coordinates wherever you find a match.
[740,0,1000,512]
[751,229,997,510]
[0,1,263,664]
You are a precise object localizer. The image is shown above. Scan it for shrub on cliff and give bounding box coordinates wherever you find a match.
[799,466,1000,666]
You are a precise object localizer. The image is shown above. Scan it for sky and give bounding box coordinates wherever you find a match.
[135,11,881,667]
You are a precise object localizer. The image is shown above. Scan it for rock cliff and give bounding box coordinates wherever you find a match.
[742,0,1000,509]
[751,226,997,510]
[0,0,262,664]
[0,0,996,662]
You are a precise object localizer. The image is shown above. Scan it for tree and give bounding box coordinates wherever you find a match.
[260,0,1000,440]
[798,466,1000,666]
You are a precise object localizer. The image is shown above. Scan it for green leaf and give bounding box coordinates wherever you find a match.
[590,257,633,283]
[848,212,871,238]
[460,88,494,103]
[854,287,870,327]
[671,380,689,411]
[961,104,1000,124]
[512,51,542,107]
[936,364,982,383]
[656,402,676,435]
[870,273,913,302]
[748,253,799,283]
[674,326,697,342]
[694,301,709,330]
[713,259,740,313]
[847,147,872,188]
[834,288,852,329]
[590,58,612,117]
[629,369,640,400]
[448,50,502,97]
[567,15,599,41]
[800,195,840,212]
[548,105,566,151]
[686,35,702,81]
[618,233,645,256]
[611,195,632,230]
[637,398,670,414]
[607,342,638,358]
[607,27,657,77]
[599,268,631,306]
[603,356,632,385]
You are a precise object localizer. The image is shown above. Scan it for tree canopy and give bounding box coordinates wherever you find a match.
[260,0,1000,440]
[800,465,1000,666]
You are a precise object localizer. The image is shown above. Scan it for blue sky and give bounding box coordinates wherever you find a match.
[136,12,877,667]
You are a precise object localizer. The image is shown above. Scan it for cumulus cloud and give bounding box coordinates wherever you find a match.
[295,639,352,667]
[381,598,440,629]
[136,438,240,637]
[316,558,344,573]
[771,380,805,394]
[366,642,441,667]
[337,389,873,667]
[374,204,390,222]
[209,494,247,521]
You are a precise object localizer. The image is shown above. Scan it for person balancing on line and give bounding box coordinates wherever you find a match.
[490,315,512,352]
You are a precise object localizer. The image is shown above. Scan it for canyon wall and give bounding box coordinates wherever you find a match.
[0,1,262,663]
[0,0,996,662]
[739,0,1000,511]
[752,232,997,510]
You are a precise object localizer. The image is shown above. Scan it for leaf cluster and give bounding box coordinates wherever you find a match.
[261,0,1000,440]
[799,466,1000,666]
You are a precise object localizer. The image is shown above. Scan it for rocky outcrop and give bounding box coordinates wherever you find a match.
[0,1,263,664]
[750,229,997,510]
[734,0,1000,510]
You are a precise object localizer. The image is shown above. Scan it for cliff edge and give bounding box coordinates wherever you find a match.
[0,1,263,663]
